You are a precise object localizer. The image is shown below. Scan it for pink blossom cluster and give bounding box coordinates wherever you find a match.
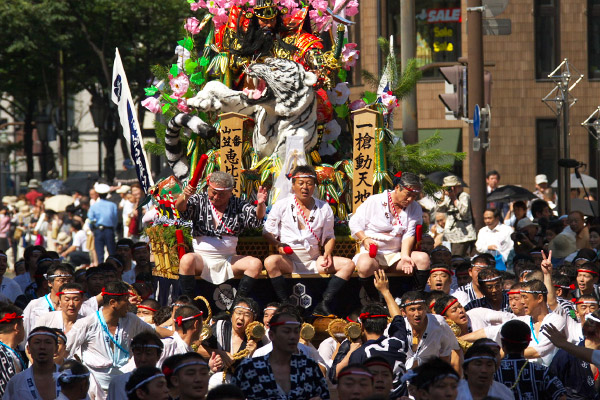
[308,0,359,32]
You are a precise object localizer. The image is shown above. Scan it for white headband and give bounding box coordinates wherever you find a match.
[263,307,278,312]
[233,305,254,313]
[173,361,208,374]
[126,373,165,394]
[479,276,501,282]
[28,331,58,342]
[586,314,600,324]
[401,299,426,308]
[53,369,90,383]
[464,355,497,365]
[45,273,72,280]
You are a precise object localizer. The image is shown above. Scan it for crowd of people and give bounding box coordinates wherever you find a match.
[0,167,599,400]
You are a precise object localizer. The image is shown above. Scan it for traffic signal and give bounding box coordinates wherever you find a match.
[439,65,467,119]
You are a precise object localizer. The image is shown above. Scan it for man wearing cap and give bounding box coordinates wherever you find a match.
[436,175,477,257]
[4,326,61,400]
[350,172,430,302]
[533,174,550,200]
[176,171,267,299]
[87,182,118,262]
[263,165,355,316]
[475,208,514,264]
[25,179,43,206]
[232,310,330,399]
[0,304,26,397]
[23,263,74,334]
[496,320,567,400]
[66,281,154,391]
[0,250,22,302]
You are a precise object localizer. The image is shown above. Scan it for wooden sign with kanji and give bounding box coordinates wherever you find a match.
[219,112,245,196]
[351,108,378,213]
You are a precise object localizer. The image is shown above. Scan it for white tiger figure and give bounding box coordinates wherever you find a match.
[187,58,318,159]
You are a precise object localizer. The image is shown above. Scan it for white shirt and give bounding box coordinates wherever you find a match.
[23,294,57,335]
[317,336,337,368]
[457,379,515,400]
[263,196,335,255]
[72,230,88,252]
[404,314,459,369]
[516,313,567,367]
[33,310,86,333]
[475,223,514,261]
[467,308,514,333]
[107,371,131,400]
[4,365,60,400]
[349,191,422,254]
[158,331,192,366]
[0,277,23,302]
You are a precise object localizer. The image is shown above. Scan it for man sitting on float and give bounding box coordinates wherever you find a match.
[349,172,430,302]
[262,165,355,316]
[175,171,268,300]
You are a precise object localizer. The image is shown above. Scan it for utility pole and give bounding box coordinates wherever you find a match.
[401,0,418,145]
[58,49,69,179]
[467,0,486,230]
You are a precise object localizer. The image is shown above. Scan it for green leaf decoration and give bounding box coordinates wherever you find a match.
[334,104,350,118]
[161,104,171,114]
[190,72,206,85]
[338,68,347,81]
[184,60,198,75]
[362,91,377,105]
[169,64,179,77]
[187,0,195,3]
[144,86,159,96]
[199,57,209,67]
[177,37,194,52]
[162,94,177,103]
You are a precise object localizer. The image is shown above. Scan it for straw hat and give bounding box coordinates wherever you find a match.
[116,185,131,194]
[28,179,40,189]
[93,183,110,194]
[19,205,32,216]
[442,175,461,187]
[56,232,72,246]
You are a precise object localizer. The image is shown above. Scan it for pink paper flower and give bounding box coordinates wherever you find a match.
[169,72,190,98]
[380,92,398,114]
[211,7,228,29]
[309,10,332,32]
[350,99,366,111]
[328,82,350,105]
[310,0,330,12]
[142,97,161,114]
[185,17,201,35]
[341,42,360,70]
[177,98,192,113]
[344,0,359,16]
[190,0,206,11]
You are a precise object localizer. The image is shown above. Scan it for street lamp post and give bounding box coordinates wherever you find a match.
[0,131,10,196]
[582,107,600,216]
[90,96,107,177]
[34,114,51,180]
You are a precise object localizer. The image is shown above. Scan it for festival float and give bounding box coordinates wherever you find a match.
[138,0,409,314]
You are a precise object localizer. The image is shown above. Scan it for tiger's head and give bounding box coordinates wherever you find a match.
[241,58,317,117]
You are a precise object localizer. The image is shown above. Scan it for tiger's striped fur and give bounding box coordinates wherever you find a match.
[164,113,216,181]
[187,58,318,159]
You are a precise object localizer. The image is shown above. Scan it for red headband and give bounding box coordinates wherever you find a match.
[101,288,130,296]
[137,305,157,312]
[363,361,392,372]
[0,313,23,323]
[574,300,599,305]
[578,269,599,275]
[359,313,388,321]
[440,299,458,316]
[554,284,576,290]
[175,312,203,326]
[430,268,454,276]
[346,316,356,323]
[429,302,436,310]
[507,291,521,295]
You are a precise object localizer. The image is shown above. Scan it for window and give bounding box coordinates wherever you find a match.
[534,0,560,80]
[588,0,600,79]
[536,119,558,182]
[385,0,462,79]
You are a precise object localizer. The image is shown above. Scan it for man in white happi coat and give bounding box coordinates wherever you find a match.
[263,165,355,316]
[349,172,430,302]
[33,282,86,335]
[107,331,164,400]
[158,305,204,366]
[66,281,154,391]
[4,327,61,400]
[24,264,100,335]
